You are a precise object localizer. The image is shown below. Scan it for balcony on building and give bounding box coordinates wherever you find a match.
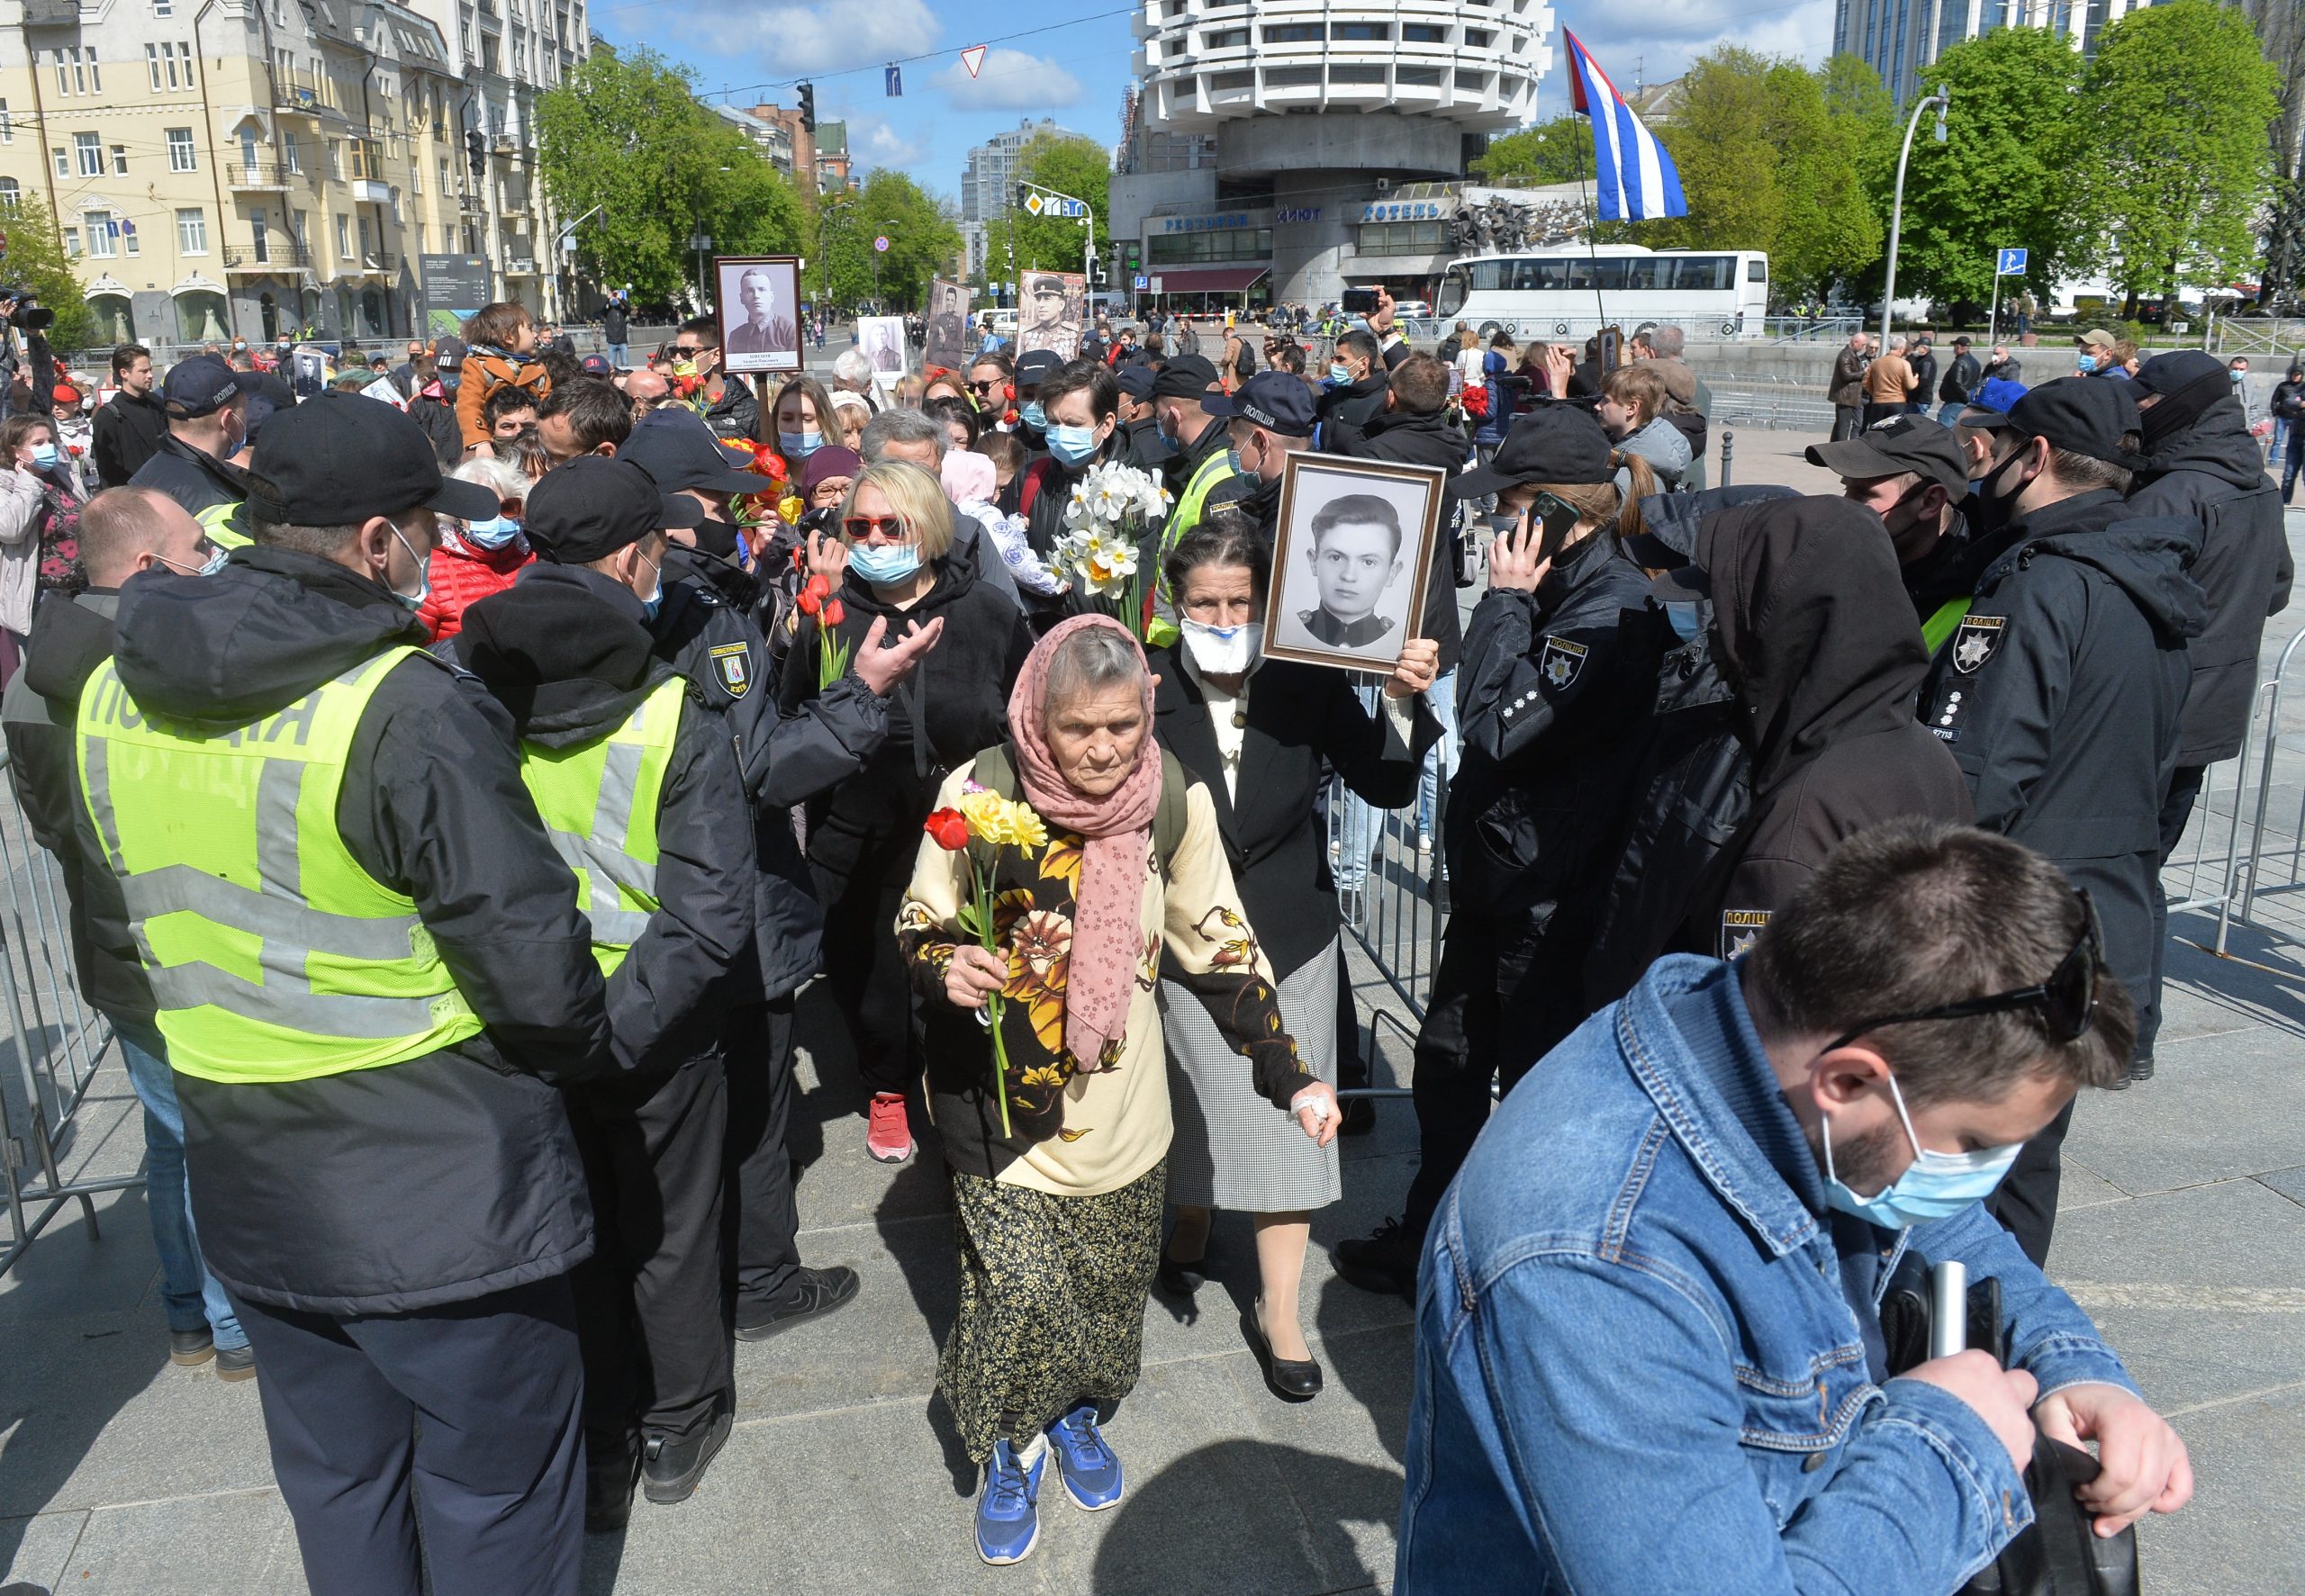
[21,0,81,24]
[227,160,295,193]
[491,131,519,155]
[273,77,323,117]
[362,250,396,274]
[354,178,393,204]
[224,242,313,271]
[459,193,488,216]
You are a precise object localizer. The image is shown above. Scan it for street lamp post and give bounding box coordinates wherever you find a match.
[689,230,712,311]
[1880,87,1948,350]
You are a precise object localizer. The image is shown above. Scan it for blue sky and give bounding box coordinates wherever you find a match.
[597,0,1836,204]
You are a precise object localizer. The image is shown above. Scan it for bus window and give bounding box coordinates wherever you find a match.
[1748,257,1768,282]
[1621,258,1658,291]
[1469,260,1508,293]
[1437,266,1469,317]
[1510,258,1568,292]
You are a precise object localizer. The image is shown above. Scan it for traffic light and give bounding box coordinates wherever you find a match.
[1089,257,1106,284]
[464,127,485,176]
[797,82,816,133]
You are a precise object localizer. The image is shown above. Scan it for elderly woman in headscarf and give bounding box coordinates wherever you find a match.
[898,614,1338,1568]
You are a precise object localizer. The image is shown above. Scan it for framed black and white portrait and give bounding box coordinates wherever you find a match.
[715,256,802,374]
[858,315,908,374]
[1017,270,1085,363]
[1263,452,1447,672]
[924,277,970,372]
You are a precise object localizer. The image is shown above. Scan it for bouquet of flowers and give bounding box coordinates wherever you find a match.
[796,573,849,690]
[1053,461,1171,640]
[923,785,1051,1136]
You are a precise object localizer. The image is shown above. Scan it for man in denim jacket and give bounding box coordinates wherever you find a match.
[1397,820,2192,1594]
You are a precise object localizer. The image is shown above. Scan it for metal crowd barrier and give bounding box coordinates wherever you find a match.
[2211,623,2305,959]
[1326,732,1452,1101]
[0,746,132,1280]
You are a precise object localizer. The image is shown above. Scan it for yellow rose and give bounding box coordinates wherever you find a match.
[1002,799,1049,852]
[777,495,806,526]
[959,789,1008,844]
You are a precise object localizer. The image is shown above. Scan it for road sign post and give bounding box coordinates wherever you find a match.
[1986,247,2028,349]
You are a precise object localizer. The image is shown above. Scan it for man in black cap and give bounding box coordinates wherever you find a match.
[126,353,266,544]
[1114,362,1174,473]
[1191,368,1319,538]
[2125,350,2291,1077]
[1804,413,1981,646]
[453,458,752,1527]
[1337,403,1664,1299]
[617,404,938,1367]
[80,395,615,1591]
[1013,347,1063,455]
[1149,352,1227,501]
[1917,376,2205,1262]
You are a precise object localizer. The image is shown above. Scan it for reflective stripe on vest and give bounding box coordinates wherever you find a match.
[1165,447,1241,555]
[74,646,482,1084]
[518,675,683,975]
[196,500,250,548]
[1921,596,1974,657]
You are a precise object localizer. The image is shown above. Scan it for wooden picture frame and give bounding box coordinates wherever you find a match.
[715,256,803,374]
[1261,451,1449,673]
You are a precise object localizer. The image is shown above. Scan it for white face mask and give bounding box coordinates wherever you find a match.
[1180,614,1262,676]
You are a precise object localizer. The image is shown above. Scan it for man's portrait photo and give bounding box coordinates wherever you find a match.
[717,257,801,373]
[1265,454,1446,672]
[925,277,970,373]
[1017,271,1084,362]
[859,316,908,374]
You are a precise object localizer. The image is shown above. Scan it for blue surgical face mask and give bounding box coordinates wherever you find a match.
[635,550,663,620]
[1018,401,1046,430]
[2230,370,2246,385]
[846,540,923,588]
[779,428,822,459]
[386,520,429,612]
[1045,422,1101,465]
[30,444,58,470]
[462,514,522,550]
[1820,1070,2023,1230]
[1661,600,1702,643]
[1329,363,1351,385]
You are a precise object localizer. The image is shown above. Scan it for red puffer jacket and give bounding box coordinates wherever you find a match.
[420,533,533,641]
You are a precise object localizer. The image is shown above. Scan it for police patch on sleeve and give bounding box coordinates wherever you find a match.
[708,642,754,699]
[1720,908,1769,960]
[1539,636,1588,691]
[1949,615,2005,675]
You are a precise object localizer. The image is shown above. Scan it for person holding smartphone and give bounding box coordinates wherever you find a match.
[1335,404,1668,1299]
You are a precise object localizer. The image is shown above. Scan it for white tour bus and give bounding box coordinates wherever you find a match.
[1434,246,1771,342]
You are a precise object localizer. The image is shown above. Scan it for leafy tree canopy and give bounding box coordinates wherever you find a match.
[2,200,95,350]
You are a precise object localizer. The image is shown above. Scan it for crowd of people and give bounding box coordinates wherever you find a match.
[4,280,2265,1591]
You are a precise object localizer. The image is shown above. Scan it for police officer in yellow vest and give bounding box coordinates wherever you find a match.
[77,393,616,1596]
[452,457,758,1531]
[123,353,262,547]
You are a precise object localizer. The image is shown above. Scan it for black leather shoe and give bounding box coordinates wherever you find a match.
[213,1343,257,1382]
[168,1329,215,1367]
[1338,1096,1377,1137]
[734,1266,860,1341]
[1334,1216,1420,1301]
[641,1410,733,1505]
[1243,1301,1323,1402]
[1156,1246,1205,1297]
[586,1442,639,1534]
[2129,1055,2156,1084]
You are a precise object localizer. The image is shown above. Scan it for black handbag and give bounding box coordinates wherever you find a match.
[1880,1256,2140,1596]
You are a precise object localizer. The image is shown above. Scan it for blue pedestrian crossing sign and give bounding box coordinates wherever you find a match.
[1995,248,2029,275]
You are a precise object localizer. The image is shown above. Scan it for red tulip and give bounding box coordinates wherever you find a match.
[796,587,821,617]
[924,807,971,851]
[822,598,845,627]
[803,573,832,600]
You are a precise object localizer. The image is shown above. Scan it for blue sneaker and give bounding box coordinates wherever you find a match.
[1047,1404,1124,1511]
[974,1438,1044,1565]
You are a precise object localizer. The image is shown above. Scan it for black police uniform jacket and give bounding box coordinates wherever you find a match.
[456,565,755,1073]
[2125,396,2292,767]
[653,539,891,1001]
[1916,490,2206,1020]
[125,431,250,522]
[1150,645,1439,978]
[88,547,616,1315]
[1451,529,1662,933]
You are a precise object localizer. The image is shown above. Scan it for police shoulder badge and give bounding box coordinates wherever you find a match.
[1538,635,1588,690]
[1949,615,2005,675]
[708,641,753,699]
[1720,908,1769,960]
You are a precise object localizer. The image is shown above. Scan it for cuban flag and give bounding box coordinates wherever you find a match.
[1562,30,1688,222]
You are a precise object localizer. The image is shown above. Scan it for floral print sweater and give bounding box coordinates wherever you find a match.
[899,757,1308,1196]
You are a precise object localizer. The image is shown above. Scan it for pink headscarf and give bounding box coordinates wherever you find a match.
[1005,614,1162,1069]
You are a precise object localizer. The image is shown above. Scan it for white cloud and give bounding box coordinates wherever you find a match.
[933,49,1085,111]
[1551,0,1838,109]
[665,0,940,77]
[845,112,936,174]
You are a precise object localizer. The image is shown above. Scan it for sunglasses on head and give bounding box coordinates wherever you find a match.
[844,514,907,539]
[1824,889,2104,1051]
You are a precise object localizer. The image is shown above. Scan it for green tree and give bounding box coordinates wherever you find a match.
[1471,115,1591,185]
[1641,49,1882,301]
[1871,25,2083,312]
[977,131,1110,284]
[537,46,807,306]
[811,171,961,311]
[1,200,94,349]
[2061,0,2280,315]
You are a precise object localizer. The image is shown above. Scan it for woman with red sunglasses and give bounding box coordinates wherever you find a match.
[778,459,1035,1167]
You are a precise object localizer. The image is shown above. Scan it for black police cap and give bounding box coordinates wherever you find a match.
[524,457,704,565]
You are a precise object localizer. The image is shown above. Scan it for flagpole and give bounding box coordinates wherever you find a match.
[1573,99,1607,329]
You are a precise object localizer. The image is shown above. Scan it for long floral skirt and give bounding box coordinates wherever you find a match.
[937,1160,1166,1464]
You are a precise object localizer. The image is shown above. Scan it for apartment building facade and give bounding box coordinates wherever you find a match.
[0,0,582,350]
